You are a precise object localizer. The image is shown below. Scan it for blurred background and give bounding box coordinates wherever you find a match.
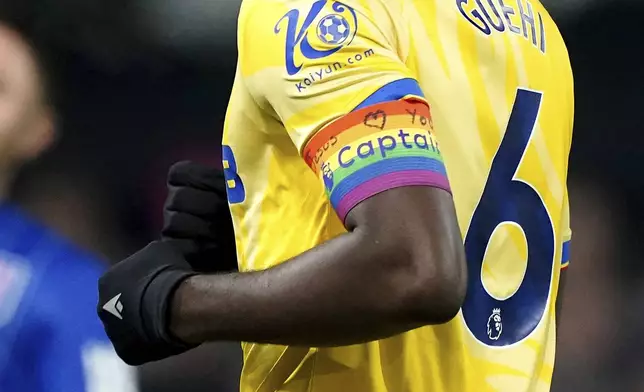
[1,0,642,391]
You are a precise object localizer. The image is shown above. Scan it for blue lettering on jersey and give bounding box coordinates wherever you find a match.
[222,145,246,204]
[275,0,359,76]
[291,48,374,93]
[456,0,546,54]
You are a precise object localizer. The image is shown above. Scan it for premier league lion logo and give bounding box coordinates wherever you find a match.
[487,308,503,341]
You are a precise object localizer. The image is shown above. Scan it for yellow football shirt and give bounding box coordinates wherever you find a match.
[222,0,574,391]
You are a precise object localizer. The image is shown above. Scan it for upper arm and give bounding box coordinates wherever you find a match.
[239,0,418,149]
[239,0,466,299]
[239,0,453,216]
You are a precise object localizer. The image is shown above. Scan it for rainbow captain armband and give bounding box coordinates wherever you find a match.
[302,99,451,222]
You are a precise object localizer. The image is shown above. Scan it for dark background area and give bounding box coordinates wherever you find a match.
[2,0,642,390]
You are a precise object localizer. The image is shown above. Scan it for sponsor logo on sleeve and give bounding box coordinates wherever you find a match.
[275,0,375,92]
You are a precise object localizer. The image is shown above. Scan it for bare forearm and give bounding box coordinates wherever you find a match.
[170,187,466,347]
[170,230,430,346]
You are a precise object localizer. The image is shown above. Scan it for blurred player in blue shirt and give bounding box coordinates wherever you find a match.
[0,22,138,392]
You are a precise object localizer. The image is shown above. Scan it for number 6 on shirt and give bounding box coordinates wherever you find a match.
[462,88,556,347]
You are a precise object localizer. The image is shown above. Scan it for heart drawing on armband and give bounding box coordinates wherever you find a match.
[363,110,387,130]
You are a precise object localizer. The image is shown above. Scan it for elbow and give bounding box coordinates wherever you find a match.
[392,249,468,326]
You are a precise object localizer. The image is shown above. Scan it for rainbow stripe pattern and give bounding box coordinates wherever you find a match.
[303,99,451,222]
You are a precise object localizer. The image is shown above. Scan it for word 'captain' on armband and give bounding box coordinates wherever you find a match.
[302,99,452,221]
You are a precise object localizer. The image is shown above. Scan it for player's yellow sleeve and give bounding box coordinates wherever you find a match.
[239,0,414,142]
[239,0,450,221]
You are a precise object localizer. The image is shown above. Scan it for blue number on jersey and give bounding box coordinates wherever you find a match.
[222,145,246,204]
[462,89,555,347]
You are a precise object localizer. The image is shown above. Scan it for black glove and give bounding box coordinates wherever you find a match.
[97,241,198,365]
[162,161,238,273]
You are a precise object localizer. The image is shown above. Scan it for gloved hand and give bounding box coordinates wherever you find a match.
[162,161,238,272]
[97,241,198,365]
